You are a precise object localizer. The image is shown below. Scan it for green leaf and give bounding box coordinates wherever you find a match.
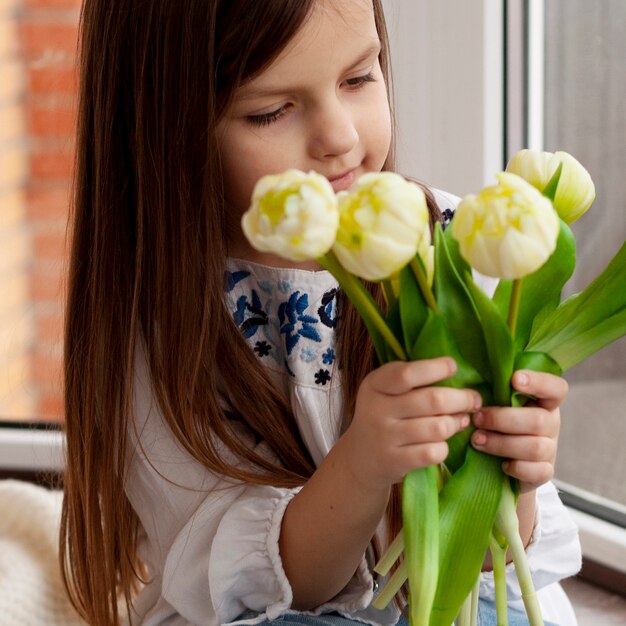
[514,351,562,377]
[399,261,429,352]
[437,225,492,381]
[542,306,626,371]
[466,279,515,406]
[514,221,576,349]
[411,311,483,389]
[404,467,439,626]
[527,239,626,369]
[429,449,506,626]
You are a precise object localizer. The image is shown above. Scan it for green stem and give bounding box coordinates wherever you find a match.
[494,482,544,626]
[318,251,407,361]
[470,577,480,626]
[371,560,408,610]
[507,279,523,335]
[489,532,509,626]
[410,257,440,314]
[374,530,405,576]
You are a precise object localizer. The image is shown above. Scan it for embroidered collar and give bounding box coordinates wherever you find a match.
[224,258,341,388]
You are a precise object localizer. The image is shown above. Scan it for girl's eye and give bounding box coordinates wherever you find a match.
[246,105,289,127]
[344,71,377,90]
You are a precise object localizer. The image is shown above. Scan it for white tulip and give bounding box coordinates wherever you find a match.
[506,149,595,223]
[242,169,339,262]
[452,172,559,279]
[332,172,431,281]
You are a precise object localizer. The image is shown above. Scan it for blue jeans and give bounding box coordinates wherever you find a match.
[247,599,559,625]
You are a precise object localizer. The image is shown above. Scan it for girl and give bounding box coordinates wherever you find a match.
[60,1,581,625]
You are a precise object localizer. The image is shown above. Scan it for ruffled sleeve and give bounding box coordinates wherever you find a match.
[208,485,299,623]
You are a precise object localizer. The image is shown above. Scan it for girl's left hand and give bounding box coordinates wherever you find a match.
[470,369,568,493]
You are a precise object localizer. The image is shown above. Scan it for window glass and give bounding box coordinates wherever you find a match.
[542,0,626,509]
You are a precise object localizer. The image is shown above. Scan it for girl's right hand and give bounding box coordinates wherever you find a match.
[342,357,482,492]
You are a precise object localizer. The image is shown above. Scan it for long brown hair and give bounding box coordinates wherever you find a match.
[60,1,442,624]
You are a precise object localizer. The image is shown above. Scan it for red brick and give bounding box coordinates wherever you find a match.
[30,147,75,179]
[26,186,71,220]
[19,21,79,57]
[24,0,81,7]
[37,392,64,422]
[34,230,68,259]
[28,65,77,95]
[32,351,62,383]
[36,311,64,343]
[31,267,66,302]
[27,102,76,137]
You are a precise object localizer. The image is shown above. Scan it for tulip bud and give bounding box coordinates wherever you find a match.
[452,172,560,279]
[506,149,595,223]
[331,172,431,281]
[242,169,339,262]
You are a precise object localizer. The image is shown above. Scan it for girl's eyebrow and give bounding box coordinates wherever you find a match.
[238,41,382,101]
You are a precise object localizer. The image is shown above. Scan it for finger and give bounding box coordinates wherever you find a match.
[395,414,470,444]
[471,431,556,463]
[512,370,568,411]
[392,386,482,420]
[372,358,459,395]
[502,460,555,488]
[396,441,450,469]
[472,406,559,437]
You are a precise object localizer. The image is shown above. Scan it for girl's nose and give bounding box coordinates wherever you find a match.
[308,98,359,160]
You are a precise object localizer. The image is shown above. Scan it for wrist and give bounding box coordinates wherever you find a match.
[333,432,391,501]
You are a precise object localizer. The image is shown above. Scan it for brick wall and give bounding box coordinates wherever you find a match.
[0,0,79,422]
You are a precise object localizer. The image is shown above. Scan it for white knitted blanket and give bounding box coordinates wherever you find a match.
[0,480,85,626]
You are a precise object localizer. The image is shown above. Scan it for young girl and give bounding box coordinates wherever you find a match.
[60,1,581,625]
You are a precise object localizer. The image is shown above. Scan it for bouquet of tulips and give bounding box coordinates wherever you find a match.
[241,150,626,626]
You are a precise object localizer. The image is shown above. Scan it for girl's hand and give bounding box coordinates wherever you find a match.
[342,357,482,492]
[470,369,568,493]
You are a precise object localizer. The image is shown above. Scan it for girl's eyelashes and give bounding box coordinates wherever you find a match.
[344,71,377,89]
[245,72,376,127]
[246,105,289,127]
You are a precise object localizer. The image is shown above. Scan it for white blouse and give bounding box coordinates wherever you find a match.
[125,191,582,626]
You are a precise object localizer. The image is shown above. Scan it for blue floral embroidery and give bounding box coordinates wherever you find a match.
[277,279,292,294]
[314,369,331,385]
[225,270,251,292]
[299,346,318,363]
[322,348,335,365]
[233,289,268,338]
[278,291,322,355]
[318,288,340,328]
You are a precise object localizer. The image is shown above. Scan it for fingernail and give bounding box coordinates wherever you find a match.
[460,415,470,428]
[448,358,457,374]
[473,431,487,446]
[474,394,483,410]
[516,372,530,387]
[473,411,484,426]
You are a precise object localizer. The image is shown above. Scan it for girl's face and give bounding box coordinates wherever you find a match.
[217,0,392,266]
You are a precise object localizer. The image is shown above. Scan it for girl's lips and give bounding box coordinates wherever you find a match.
[328,169,357,192]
